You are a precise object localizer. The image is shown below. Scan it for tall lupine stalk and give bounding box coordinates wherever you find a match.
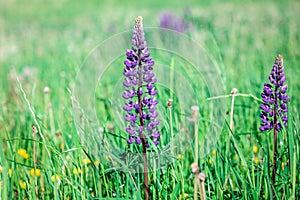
[122,16,160,200]
[259,54,290,197]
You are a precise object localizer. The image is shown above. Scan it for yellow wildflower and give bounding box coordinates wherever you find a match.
[253,145,259,154]
[179,193,189,199]
[73,168,78,175]
[19,180,26,189]
[281,162,285,169]
[253,157,259,164]
[208,158,213,165]
[17,148,29,159]
[94,161,100,166]
[17,148,26,155]
[73,167,82,175]
[51,174,61,182]
[82,158,91,165]
[212,150,217,156]
[8,169,12,177]
[29,169,41,177]
[0,166,2,173]
[177,154,184,160]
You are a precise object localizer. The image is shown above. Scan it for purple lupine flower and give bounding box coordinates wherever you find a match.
[159,11,190,32]
[122,16,160,146]
[259,54,290,132]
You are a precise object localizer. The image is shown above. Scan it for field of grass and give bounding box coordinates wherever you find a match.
[0,0,299,199]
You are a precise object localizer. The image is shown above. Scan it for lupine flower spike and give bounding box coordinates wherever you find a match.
[259,54,290,198]
[122,16,159,200]
[122,16,160,147]
[259,54,290,131]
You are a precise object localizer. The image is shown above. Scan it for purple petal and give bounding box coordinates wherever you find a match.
[127,138,133,144]
[123,78,132,87]
[281,85,287,93]
[259,126,266,131]
[135,137,141,144]
[126,127,135,135]
[152,131,160,138]
[123,104,133,111]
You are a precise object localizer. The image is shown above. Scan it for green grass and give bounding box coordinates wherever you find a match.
[0,0,299,199]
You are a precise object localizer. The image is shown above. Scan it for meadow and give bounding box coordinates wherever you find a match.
[0,0,299,199]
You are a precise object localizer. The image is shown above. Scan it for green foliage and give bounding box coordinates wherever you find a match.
[0,0,299,199]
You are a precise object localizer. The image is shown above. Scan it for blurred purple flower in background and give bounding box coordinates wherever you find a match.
[122,16,160,146]
[159,11,190,32]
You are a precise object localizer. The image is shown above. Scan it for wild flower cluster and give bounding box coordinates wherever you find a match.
[122,16,160,146]
[17,148,29,159]
[259,54,290,131]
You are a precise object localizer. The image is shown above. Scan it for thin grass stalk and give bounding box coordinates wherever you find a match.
[179,161,185,196]
[152,159,157,200]
[225,88,238,180]
[0,141,8,199]
[229,88,237,132]
[191,162,206,200]
[191,106,199,200]
[100,163,110,197]
[99,178,102,197]
[128,171,138,192]
[167,99,176,189]
[190,163,199,200]
[198,173,206,200]
[42,87,51,190]
[194,119,199,200]
[32,125,38,200]
[16,77,54,170]
[49,103,55,135]
[58,72,66,122]
[287,115,296,198]
[291,150,296,198]
[251,156,256,192]
[170,57,174,100]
